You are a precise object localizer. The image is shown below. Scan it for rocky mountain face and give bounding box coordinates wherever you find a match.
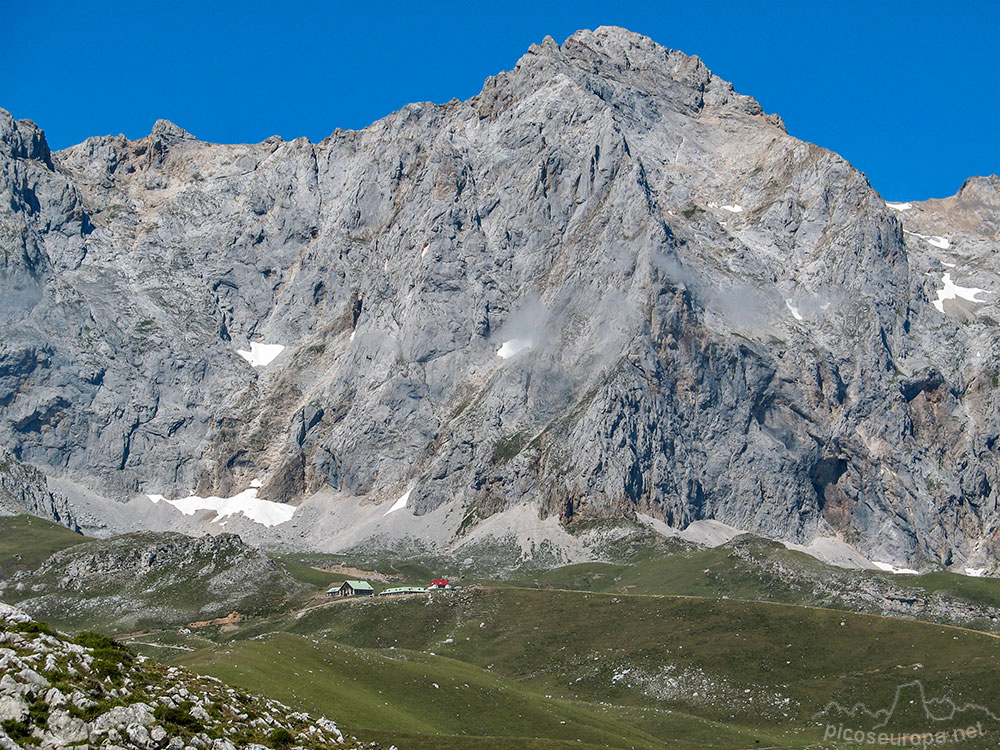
[0,449,76,531]
[0,603,372,749]
[1,27,998,570]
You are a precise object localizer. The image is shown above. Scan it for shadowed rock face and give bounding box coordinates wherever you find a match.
[0,447,77,530]
[0,27,998,567]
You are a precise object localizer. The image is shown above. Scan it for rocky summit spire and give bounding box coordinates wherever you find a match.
[495,26,778,125]
[0,107,53,166]
[150,118,195,143]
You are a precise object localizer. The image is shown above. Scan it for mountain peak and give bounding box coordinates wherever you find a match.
[522,26,691,71]
[150,118,194,142]
[503,27,774,126]
[568,25,677,52]
[957,174,1000,205]
[0,107,53,166]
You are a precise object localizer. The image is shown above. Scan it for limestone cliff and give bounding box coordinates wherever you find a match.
[1,28,998,569]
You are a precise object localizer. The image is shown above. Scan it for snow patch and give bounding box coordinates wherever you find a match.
[249,478,263,489]
[930,272,989,313]
[497,338,532,359]
[785,299,804,321]
[904,229,951,250]
[384,489,411,516]
[236,342,285,368]
[720,204,743,213]
[872,561,920,575]
[964,567,987,578]
[885,201,912,211]
[147,488,295,527]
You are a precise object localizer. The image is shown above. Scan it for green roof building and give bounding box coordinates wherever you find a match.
[329,580,374,597]
[378,586,427,597]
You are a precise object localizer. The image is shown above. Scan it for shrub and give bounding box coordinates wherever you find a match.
[268,727,295,748]
[11,621,55,636]
[93,660,121,679]
[154,703,204,733]
[72,632,118,650]
[28,699,50,725]
[490,432,526,464]
[90,646,132,665]
[73,632,133,680]
[1,720,32,740]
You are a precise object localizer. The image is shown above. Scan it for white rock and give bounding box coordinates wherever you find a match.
[0,695,28,722]
[126,723,152,748]
[0,674,21,696]
[44,708,90,745]
[93,703,155,733]
[0,603,31,624]
[44,687,67,708]
[70,691,94,710]
[18,667,49,687]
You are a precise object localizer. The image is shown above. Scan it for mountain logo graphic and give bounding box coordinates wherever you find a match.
[813,680,999,730]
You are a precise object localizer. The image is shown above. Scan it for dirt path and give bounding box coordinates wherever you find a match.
[188,611,243,629]
[310,563,399,583]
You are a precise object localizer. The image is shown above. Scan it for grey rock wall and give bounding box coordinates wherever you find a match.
[0,447,77,530]
[0,27,997,567]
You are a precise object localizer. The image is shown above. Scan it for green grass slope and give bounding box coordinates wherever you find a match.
[508,537,1000,631]
[167,587,1000,748]
[178,630,784,749]
[0,513,89,577]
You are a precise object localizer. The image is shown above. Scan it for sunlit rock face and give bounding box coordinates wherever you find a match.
[1,27,999,569]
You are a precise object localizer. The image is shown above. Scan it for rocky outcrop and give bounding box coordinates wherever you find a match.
[0,603,373,748]
[0,533,308,630]
[722,537,1000,628]
[0,448,77,531]
[0,27,998,568]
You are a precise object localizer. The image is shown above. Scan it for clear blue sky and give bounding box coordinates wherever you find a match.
[4,0,997,200]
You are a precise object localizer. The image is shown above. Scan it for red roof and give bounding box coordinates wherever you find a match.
[430,579,449,586]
